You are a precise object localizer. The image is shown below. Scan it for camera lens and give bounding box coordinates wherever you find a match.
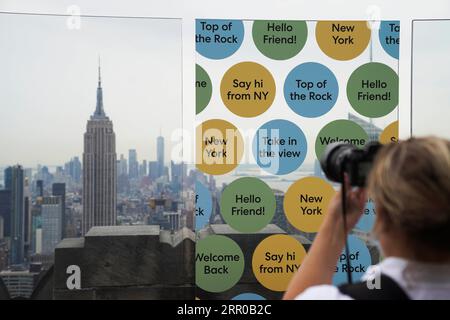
[319,142,356,183]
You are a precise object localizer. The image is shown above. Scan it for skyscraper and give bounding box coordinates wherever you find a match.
[157,135,164,178]
[117,154,128,177]
[0,190,11,238]
[52,183,66,238]
[23,179,31,260]
[65,157,82,183]
[36,180,43,197]
[41,196,62,255]
[5,166,25,265]
[170,161,186,193]
[139,160,148,177]
[128,149,138,179]
[82,60,117,235]
[149,161,159,181]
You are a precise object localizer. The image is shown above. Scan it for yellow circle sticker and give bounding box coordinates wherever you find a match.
[316,21,371,61]
[284,176,336,233]
[196,119,244,175]
[379,120,398,144]
[220,61,276,117]
[252,234,306,292]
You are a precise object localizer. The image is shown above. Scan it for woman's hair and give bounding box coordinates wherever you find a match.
[368,136,450,252]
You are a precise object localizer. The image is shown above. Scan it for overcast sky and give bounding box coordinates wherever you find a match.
[0,13,181,168]
[412,20,450,139]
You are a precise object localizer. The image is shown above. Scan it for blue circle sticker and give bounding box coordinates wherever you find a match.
[195,181,212,230]
[378,21,399,59]
[196,19,245,59]
[253,119,307,175]
[355,198,376,232]
[284,62,339,118]
[232,293,266,300]
[333,235,372,285]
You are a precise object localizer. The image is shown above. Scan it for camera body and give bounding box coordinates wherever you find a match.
[320,141,382,187]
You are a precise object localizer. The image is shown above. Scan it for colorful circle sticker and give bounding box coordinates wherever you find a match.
[379,21,399,59]
[220,177,276,233]
[252,234,307,292]
[232,293,266,300]
[355,198,376,232]
[315,119,369,160]
[379,120,399,144]
[284,62,339,118]
[316,21,371,61]
[284,177,336,233]
[196,64,213,114]
[196,235,245,293]
[195,181,213,230]
[347,62,399,118]
[196,19,244,59]
[253,119,307,175]
[221,62,276,117]
[252,20,308,60]
[196,119,244,175]
[333,235,372,285]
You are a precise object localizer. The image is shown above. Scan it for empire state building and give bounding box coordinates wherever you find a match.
[82,61,117,235]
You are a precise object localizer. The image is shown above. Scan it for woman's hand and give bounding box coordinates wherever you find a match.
[326,174,367,231]
[283,175,368,300]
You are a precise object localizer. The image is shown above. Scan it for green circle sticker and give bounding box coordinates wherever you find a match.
[196,64,212,114]
[220,177,276,232]
[347,62,399,118]
[252,20,308,60]
[196,235,245,293]
[315,119,369,160]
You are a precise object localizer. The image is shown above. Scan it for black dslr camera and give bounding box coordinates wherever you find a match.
[320,141,382,187]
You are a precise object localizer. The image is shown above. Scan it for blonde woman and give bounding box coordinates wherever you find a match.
[284,137,450,300]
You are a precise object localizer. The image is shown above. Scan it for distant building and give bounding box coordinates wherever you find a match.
[164,211,181,231]
[35,166,53,187]
[0,266,40,299]
[208,175,216,191]
[0,216,3,240]
[348,113,382,141]
[149,161,159,181]
[30,208,42,255]
[52,183,66,238]
[36,180,43,197]
[82,61,117,235]
[24,183,32,261]
[0,190,11,237]
[128,149,139,179]
[171,161,186,192]
[139,160,148,177]
[272,189,289,233]
[0,240,8,271]
[117,154,129,194]
[148,197,179,230]
[157,135,164,178]
[41,196,62,255]
[65,157,82,183]
[117,154,128,176]
[5,166,25,265]
[35,229,42,254]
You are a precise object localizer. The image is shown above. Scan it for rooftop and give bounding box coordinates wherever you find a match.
[85,225,160,237]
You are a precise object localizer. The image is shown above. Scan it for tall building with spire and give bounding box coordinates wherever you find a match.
[82,60,117,235]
